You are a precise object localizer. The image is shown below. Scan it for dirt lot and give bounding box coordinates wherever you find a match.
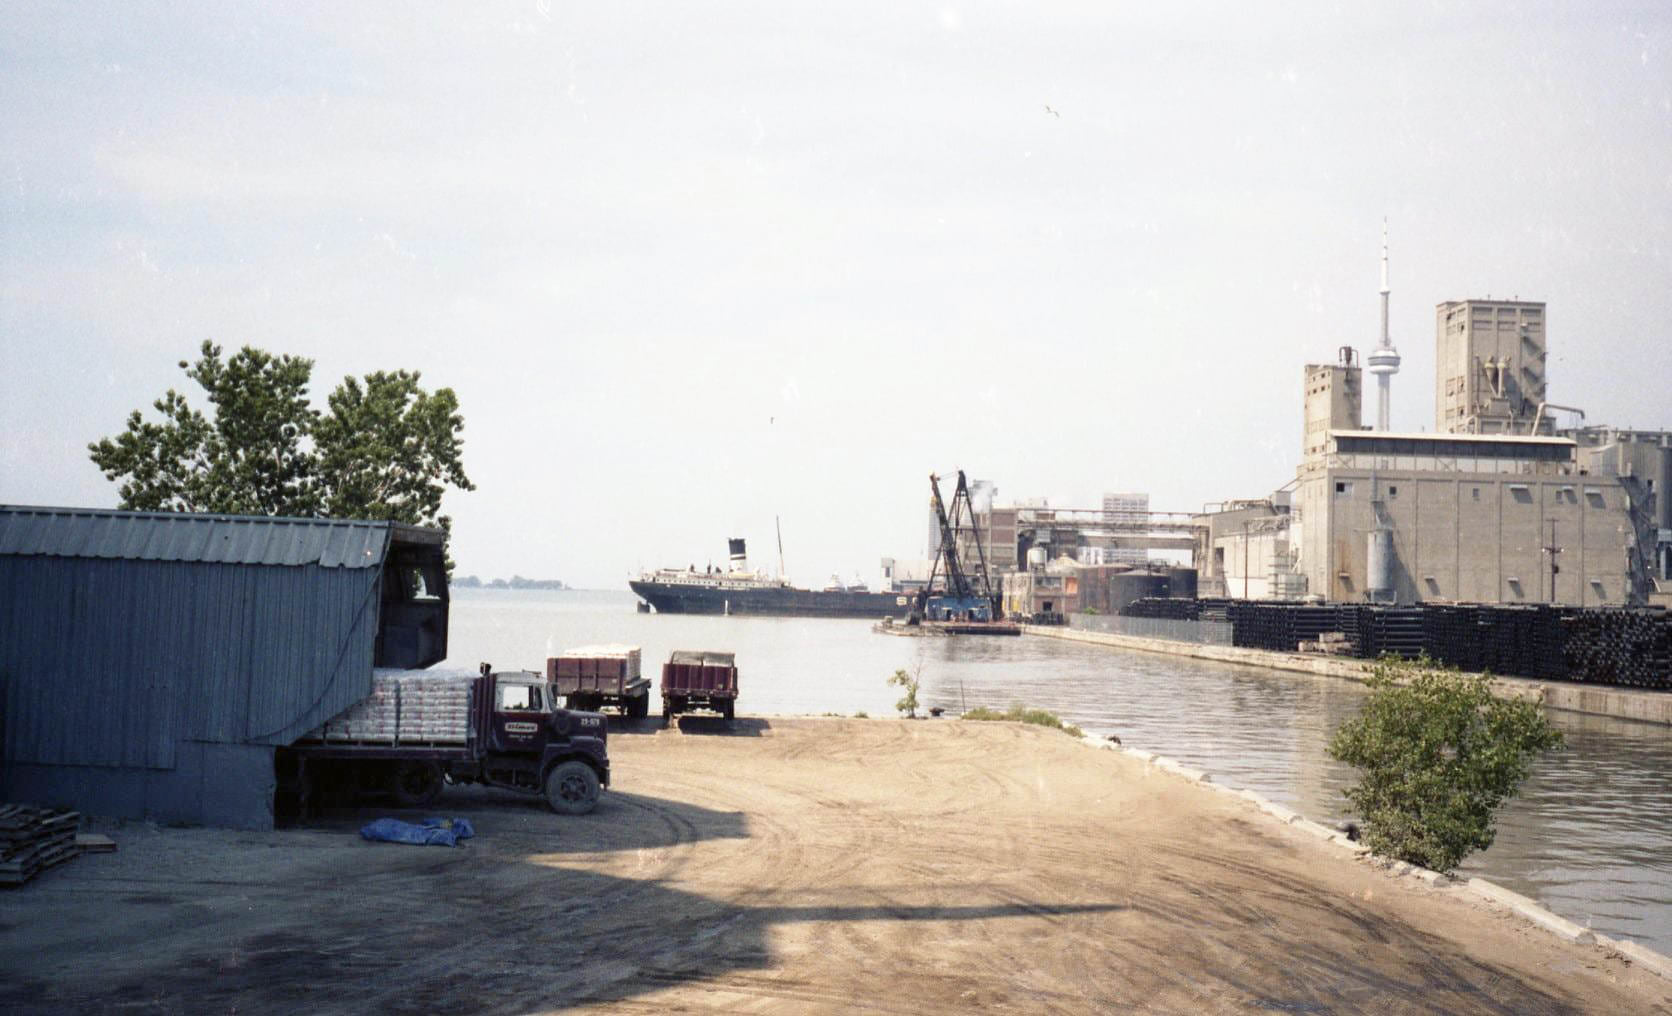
[2,717,1668,1015]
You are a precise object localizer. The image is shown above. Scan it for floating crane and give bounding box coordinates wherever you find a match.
[910,470,1000,624]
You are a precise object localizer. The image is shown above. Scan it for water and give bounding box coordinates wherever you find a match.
[447,587,1672,955]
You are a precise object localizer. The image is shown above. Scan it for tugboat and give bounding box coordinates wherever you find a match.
[629,538,908,618]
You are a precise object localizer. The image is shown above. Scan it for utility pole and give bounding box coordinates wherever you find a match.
[1542,519,1562,604]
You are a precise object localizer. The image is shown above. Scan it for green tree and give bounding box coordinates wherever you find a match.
[89,341,473,535]
[1328,656,1563,873]
[314,370,473,535]
[89,343,319,515]
[887,667,920,718]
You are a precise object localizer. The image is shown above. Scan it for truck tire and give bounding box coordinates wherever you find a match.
[390,761,445,808]
[544,760,600,815]
[629,691,649,720]
[720,699,735,722]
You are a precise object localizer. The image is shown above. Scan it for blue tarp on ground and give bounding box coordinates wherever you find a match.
[359,817,475,847]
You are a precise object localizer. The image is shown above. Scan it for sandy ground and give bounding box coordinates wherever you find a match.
[1,717,1668,1015]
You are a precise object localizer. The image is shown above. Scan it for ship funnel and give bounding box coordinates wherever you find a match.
[727,538,748,572]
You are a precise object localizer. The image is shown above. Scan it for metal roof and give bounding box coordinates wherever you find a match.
[0,505,434,568]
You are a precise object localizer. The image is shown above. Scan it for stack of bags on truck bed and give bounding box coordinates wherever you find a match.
[323,678,399,742]
[307,669,475,745]
[556,644,642,677]
[0,806,81,886]
[395,675,472,743]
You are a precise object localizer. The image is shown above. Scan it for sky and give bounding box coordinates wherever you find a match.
[3,2,1670,589]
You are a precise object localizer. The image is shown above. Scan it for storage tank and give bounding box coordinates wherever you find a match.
[1367,528,1394,602]
[1109,571,1170,615]
[1026,546,1048,570]
[1167,567,1198,600]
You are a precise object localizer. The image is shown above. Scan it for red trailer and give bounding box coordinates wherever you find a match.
[661,650,739,723]
[548,644,650,718]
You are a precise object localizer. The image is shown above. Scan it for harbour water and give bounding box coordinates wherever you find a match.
[448,587,1672,955]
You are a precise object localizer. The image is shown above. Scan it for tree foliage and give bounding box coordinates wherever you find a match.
[1328,656,1563,873]
[887,667,920,719]
[89,341,474,534]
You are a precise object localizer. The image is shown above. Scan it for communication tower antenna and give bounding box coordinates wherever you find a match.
[1365,220,1402,431]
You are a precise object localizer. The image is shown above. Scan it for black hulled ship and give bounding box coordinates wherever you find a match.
[630,539,908,618]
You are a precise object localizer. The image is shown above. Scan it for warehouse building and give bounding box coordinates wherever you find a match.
[1289,297,1664,604]
[0,507,448,829]
[1197,284,1669,605]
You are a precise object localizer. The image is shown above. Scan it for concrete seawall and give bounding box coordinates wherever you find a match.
[1024,624,1672,727]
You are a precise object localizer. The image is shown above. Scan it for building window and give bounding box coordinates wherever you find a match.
[1471,487,1481,501]
[1388,485,1398,498]
[1335,481,1353,495]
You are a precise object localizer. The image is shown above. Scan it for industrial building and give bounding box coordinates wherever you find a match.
[1197,256,1670,604]
[0,506,449,829]
[1100,492,1150,565]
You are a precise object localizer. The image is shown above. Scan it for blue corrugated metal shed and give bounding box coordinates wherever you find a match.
[0,505,445,829]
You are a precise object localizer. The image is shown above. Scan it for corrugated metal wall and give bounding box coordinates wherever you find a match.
[0,510,397,829]
[0,557,380,768]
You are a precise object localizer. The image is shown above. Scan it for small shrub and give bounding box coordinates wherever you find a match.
[962,703,1083,739]
[1328,655,1563,873]
[853,711,868,719]
[887,668,920,718]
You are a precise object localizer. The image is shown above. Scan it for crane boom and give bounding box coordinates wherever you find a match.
[911,470,1001,622]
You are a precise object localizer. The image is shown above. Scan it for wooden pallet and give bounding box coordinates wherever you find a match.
[0,805,82,886]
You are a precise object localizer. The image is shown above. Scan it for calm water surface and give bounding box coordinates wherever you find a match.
[448,588,1672,955]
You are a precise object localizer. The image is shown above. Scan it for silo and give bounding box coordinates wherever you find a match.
[1366,528,1394,602]
[1110,571,1170,615]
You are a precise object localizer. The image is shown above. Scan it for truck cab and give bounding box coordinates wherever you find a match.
[479,668,610,814]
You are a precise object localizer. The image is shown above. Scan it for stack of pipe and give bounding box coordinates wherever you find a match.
[1561,609,1672,690]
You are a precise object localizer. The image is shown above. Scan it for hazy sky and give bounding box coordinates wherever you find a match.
[4,3,1670,588]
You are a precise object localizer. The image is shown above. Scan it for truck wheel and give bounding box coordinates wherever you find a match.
[721,699,735,722]
[630,692,650,719]
[390,761,445,808]
[544,761,600,815]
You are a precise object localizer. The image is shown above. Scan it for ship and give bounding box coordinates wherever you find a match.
[629,538,910,618]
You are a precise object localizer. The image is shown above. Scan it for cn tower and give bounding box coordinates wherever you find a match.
[1365,221,1401,431]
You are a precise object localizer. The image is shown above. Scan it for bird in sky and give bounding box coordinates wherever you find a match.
[1044,105,1060,118]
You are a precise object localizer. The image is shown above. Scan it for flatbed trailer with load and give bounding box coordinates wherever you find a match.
[548,644,651,718]
[276,665,609,816]
[661,650,739,723]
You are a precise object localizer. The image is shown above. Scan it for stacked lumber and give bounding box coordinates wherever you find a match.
[0,806,81,886]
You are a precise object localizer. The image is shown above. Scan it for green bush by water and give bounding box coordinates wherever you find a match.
[1328,654,1563,873]
[962,704,1083,739]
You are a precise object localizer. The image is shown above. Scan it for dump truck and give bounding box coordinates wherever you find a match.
[276,664,609,816]
[661,650,739,723]
[548,644,651,718]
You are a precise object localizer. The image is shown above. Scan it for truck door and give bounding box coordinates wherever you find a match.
[489,679,548,755]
